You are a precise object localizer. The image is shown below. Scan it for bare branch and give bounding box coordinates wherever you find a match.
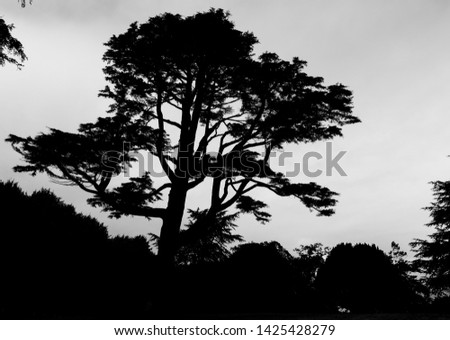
[152,182,172,195]
[166,100,183,112]
[243,179,278,195]
[187,176,206,190]
[54,165,98,194]
[156,90,176,182]
[219,179,250,211]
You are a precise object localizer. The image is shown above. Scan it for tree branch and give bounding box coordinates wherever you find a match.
[156,90,176,182]
[219,179,250,211]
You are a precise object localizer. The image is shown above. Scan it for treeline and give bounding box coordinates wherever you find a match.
[170,242,425,318]
[0,180,447,319]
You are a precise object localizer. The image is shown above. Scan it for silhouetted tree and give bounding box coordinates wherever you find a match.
[293,242,329,287]
[7,9,360,266]
[389,241,427,306]
[411,181,450,298]
[174,209,243,265]
[389,242,409,269]
[0,17,26,68]
[389,241,417,282]
[316,243,418,313]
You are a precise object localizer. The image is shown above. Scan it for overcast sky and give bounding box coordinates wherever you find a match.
[1,0,450,255]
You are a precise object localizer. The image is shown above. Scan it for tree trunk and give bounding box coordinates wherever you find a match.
[152,183,188,316]
[157,183,188,266]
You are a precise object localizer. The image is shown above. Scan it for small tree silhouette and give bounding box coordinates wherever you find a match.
[411,180,450,298]
[293,242,329,287]
[174,209,243,265]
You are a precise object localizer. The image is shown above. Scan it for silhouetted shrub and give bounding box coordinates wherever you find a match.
[0,180,155,319]
[316,243,420,313]
[223,241,296,313]
[168,241,329,317]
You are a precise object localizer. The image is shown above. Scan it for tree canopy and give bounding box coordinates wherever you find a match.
[7,9,360,264]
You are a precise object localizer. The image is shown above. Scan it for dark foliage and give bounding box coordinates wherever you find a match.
[0,183,430,319]
[165,241,328,317]
[0,180,155,319]
[0,17,26,68]
[175,209,243,265]
[411,181,450,299]
[316,243,422,313]
[223,241,298,313]
[293,243,329,288]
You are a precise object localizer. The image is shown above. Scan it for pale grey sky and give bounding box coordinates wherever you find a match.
[1,0,450,255]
